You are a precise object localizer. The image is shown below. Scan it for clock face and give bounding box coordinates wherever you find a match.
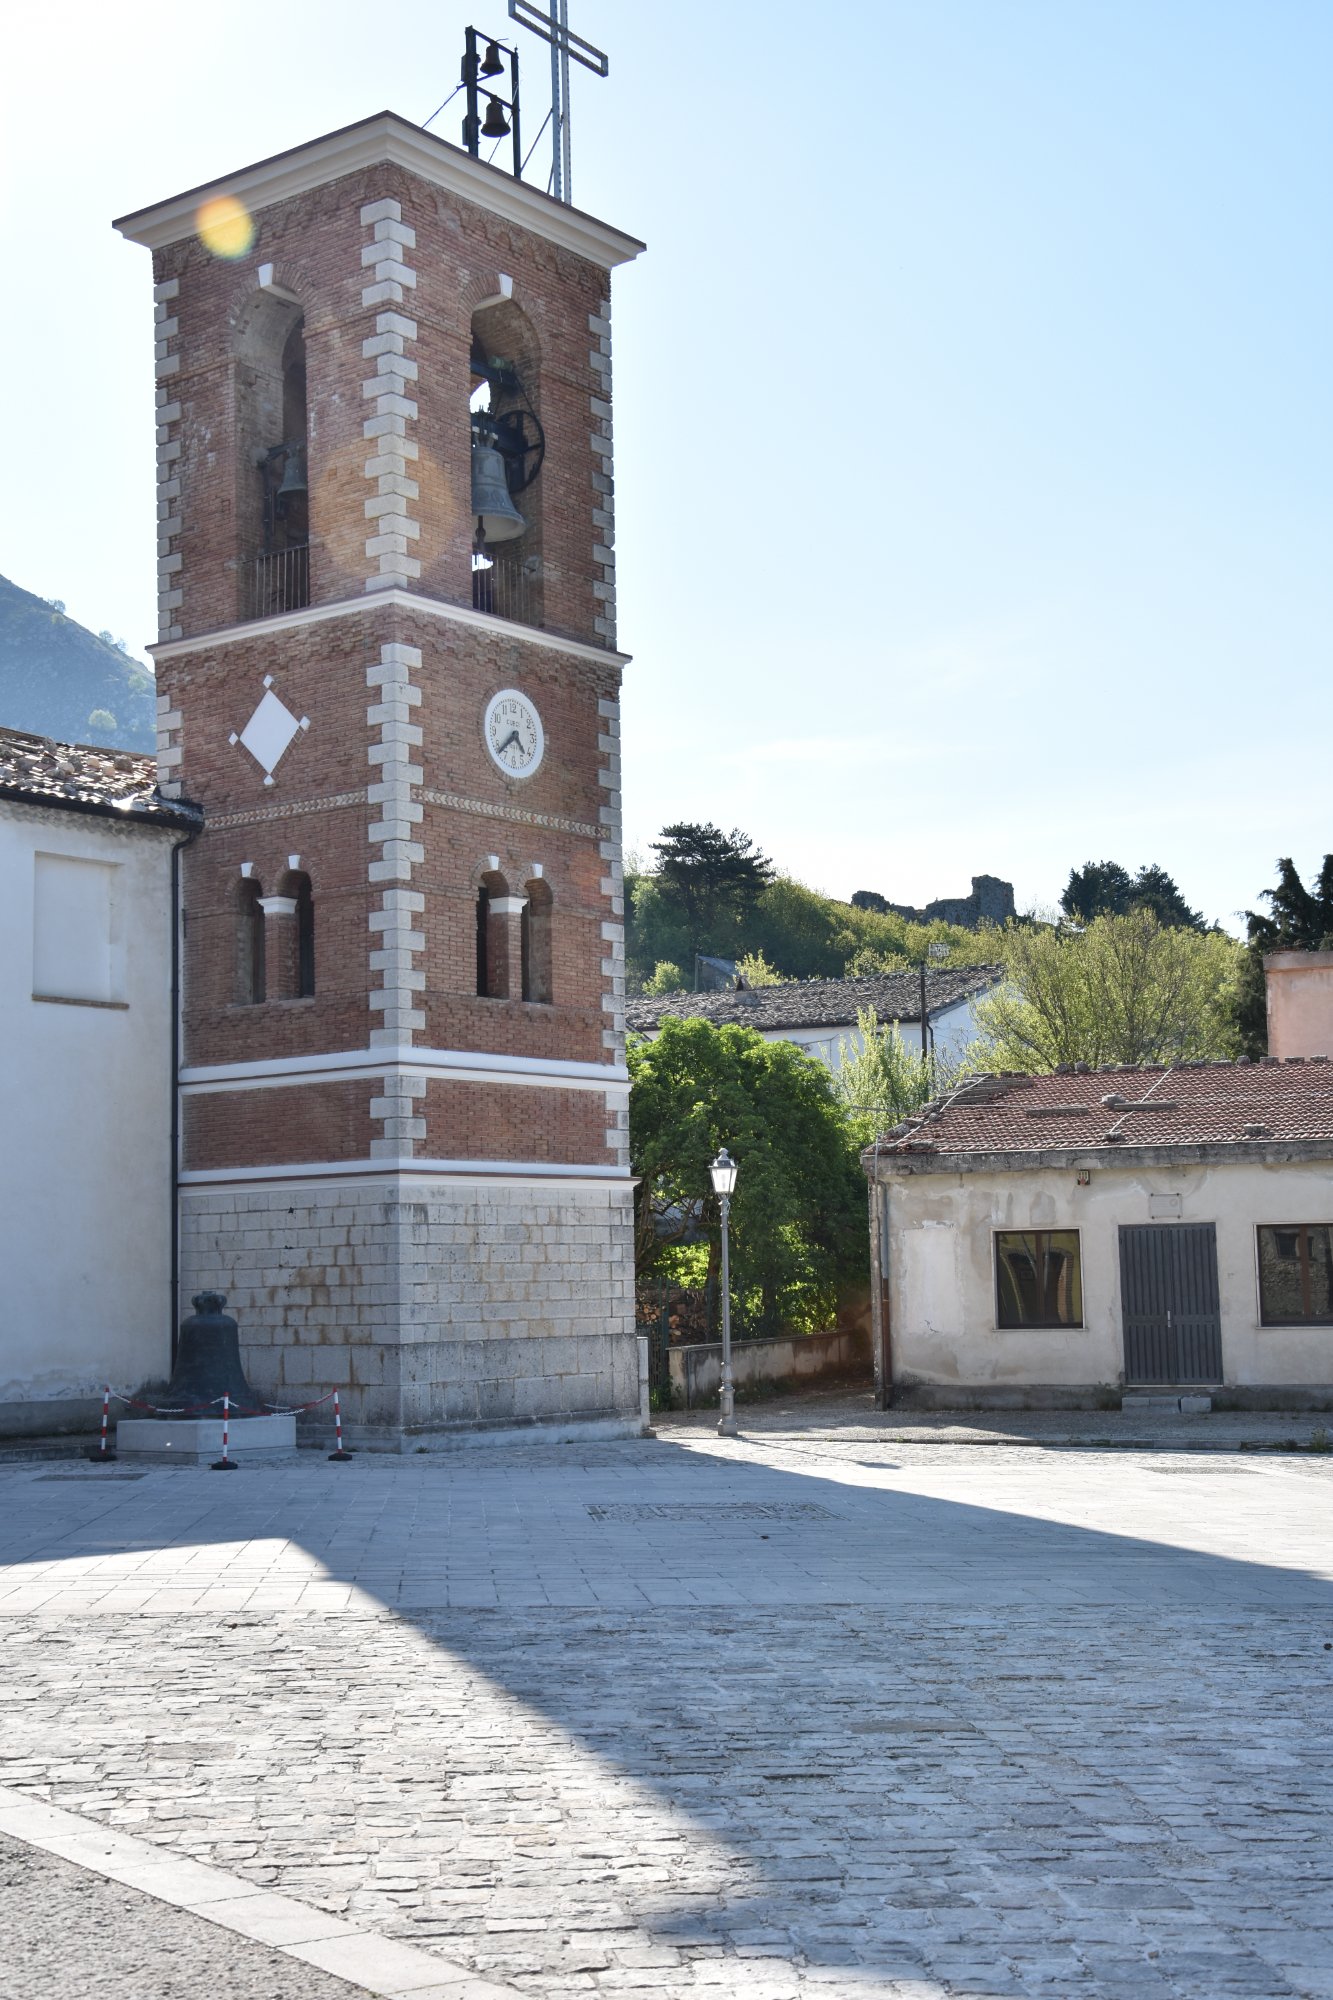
[483,689,544,779]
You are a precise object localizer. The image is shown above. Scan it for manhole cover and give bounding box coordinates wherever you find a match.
[586,1501,835,1521]
[1149,1465,1256,1475]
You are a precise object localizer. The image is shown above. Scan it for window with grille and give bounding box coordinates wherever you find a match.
[995,1229,1083,1329]
[1257,1224,1333,1325]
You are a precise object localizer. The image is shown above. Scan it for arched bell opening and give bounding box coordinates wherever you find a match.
[469,298,543,628]
[234,290,310,621]
[236,876,266,1005]
[275,869,316,1000]
[475,868,510,998]
[521,877,553,1005]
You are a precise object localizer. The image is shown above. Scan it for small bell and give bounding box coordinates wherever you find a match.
[481,95,511,139]
[480,40,505,77]
[471,438,525,543]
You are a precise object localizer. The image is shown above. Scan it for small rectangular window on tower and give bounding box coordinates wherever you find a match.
[32,853,125,1006]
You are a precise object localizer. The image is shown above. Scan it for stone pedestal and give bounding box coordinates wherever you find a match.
[116,1412,296,1463]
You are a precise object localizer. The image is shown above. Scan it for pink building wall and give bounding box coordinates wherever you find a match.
[1264,950,1333,1058]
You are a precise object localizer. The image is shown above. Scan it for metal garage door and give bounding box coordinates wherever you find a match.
[1118,1223,1223,1386]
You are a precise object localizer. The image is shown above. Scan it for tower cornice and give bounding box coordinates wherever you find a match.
[113,110,645,270]
[147,588,631,670]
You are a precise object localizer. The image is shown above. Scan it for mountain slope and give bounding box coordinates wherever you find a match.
[0,573,155,750]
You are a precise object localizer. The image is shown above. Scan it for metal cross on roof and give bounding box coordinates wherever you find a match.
[507,0,608,206]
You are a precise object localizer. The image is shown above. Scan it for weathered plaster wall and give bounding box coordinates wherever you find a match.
[1266,951,1333,1060]
[883,1158,1333,1394]
[0,803,179,1431]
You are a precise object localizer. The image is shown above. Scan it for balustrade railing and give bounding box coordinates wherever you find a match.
[245,543,311,622]
[239,544,550,631]
[472,554,539,627]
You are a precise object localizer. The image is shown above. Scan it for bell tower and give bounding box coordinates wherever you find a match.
[114,112,644,1440]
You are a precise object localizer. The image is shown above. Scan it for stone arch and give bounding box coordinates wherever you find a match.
[274,866,316,1000]
[475,865,510,998]
[232,284,310,618]
[521,875,553,1005]
[469,290,544,626]
[236,875,266,1005]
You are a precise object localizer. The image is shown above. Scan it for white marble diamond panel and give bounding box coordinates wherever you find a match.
[235,689,307,785]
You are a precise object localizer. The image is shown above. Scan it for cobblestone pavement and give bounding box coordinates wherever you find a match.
[659,1387,1333,1455]
[0,1829,377,2000]
[0,1405,1331,1998]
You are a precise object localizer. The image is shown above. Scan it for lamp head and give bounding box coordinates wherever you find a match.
[710,1148,738,1197]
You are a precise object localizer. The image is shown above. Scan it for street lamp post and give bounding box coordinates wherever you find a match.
[710,1148,739,1437]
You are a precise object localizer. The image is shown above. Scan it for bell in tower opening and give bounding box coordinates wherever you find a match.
[469,319,545,623]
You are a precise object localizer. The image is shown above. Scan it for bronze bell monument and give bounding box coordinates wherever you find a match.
[162,1292,259,1412]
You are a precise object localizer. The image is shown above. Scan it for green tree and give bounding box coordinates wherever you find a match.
[625,856,998,993]
[1235,853,1333,1055]
[1130,864,1204,930]
[735,949,785,986]
[641,959,688,996]
[650,823,773,952]
[832,1010,938,1146]
[972,910,1242,1071]
[843,945,909,978]
[625,872,694,990]
[628,1017,866,1333]
[1061,860,1203,929]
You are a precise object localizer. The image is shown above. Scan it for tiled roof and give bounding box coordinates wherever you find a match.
[871,1059,1333,1164]
[0,726,200,829]
[625,967,1003,1036]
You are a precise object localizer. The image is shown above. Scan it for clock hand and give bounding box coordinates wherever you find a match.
[497,729,522,755]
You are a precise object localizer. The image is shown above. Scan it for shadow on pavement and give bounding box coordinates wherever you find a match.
[0,1421,1330,1997]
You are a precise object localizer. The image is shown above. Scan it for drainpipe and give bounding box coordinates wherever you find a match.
[169,819,201,1366]
[868,1142,894,1410]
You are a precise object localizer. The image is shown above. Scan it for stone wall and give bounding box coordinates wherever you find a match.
[854,874,1015,930]
[179,1172,638,1441]
[668,1326,870,1410]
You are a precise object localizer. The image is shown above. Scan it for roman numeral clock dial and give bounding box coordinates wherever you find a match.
[484,689,544,779]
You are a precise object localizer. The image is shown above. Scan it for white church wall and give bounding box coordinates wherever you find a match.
[0,802,177,1433]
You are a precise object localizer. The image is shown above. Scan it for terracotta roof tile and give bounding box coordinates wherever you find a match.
[872,1059,1333,1161]
[626,967,1003,1036]
[0,726,200,829]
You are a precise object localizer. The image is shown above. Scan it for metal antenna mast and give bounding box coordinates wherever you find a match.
[507,0,608,205]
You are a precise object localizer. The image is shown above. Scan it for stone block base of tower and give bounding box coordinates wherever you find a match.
[180,1176,641,1448]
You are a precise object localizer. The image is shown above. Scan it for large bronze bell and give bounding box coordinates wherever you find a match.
[276,441,307,500]
[470,438,526,544]
[161,1292,260,1414]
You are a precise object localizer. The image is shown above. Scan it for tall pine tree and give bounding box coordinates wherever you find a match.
[1236,855,1333,1054]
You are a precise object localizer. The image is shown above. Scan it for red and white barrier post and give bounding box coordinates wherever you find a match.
[211,1393,238,1471]
[87,1386,116,1463]
[328,1389,353,1462]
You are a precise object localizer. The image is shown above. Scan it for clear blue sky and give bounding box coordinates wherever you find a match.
[3,1,1329,929]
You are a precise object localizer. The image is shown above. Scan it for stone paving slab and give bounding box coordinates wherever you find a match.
[0,1407,1330,1997]
[0,1826,375,1999]
[0,1786,516,1999]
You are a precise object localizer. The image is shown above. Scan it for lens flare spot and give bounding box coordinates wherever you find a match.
[197,196,255,260]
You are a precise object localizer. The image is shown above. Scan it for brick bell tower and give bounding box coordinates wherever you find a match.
[114,112,644,1441]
